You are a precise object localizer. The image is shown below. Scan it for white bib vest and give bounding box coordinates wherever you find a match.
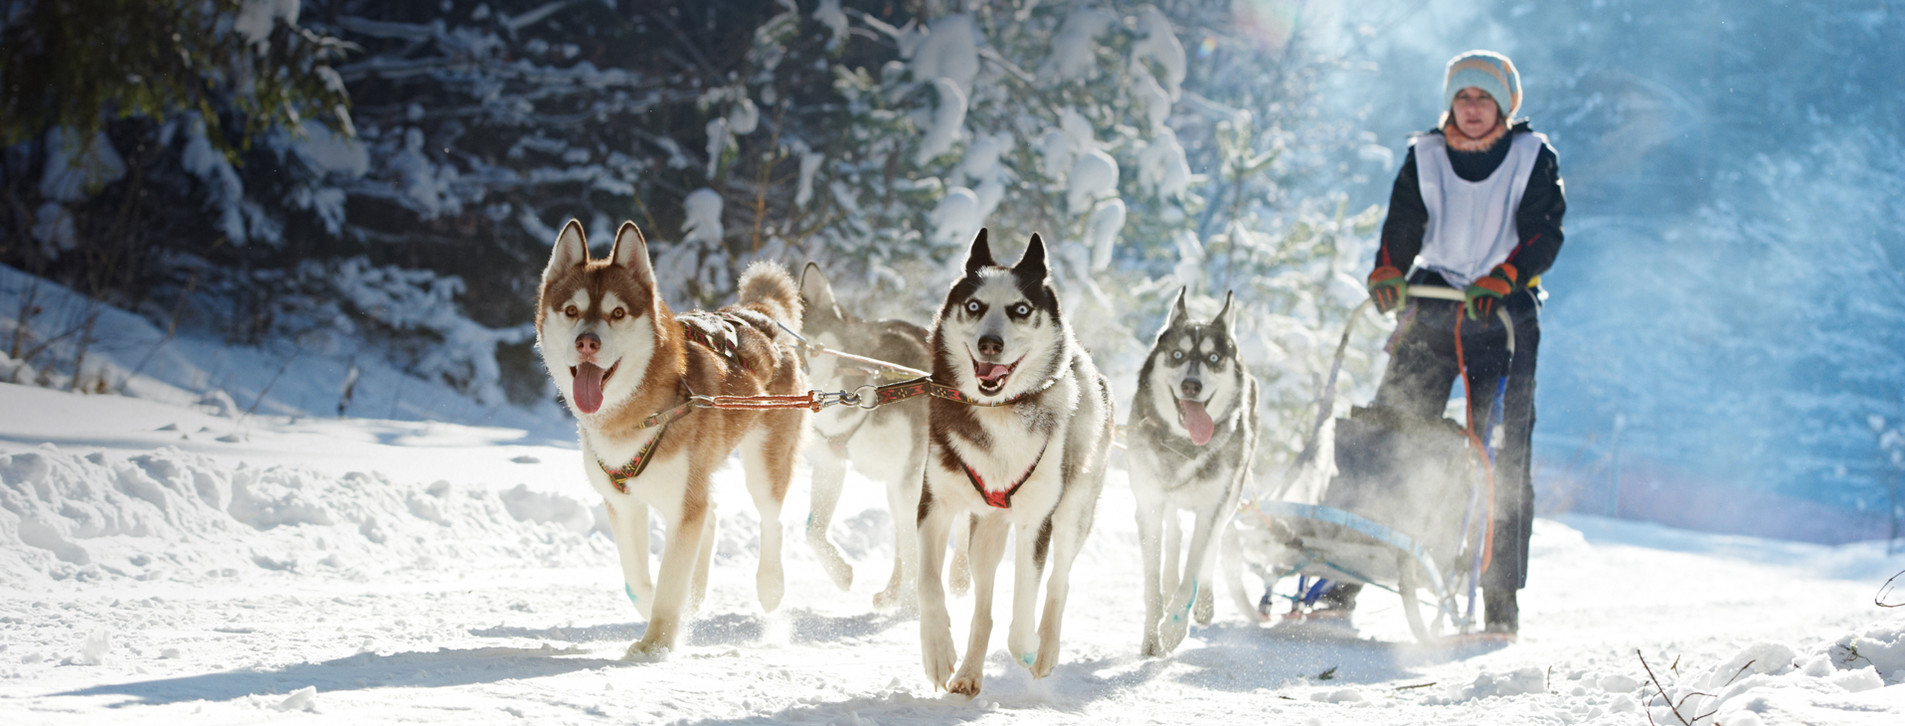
[1412,131,1545,287]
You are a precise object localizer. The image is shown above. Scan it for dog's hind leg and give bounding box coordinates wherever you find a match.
[874,454,924,611]
[626,506,707,658]
[742,426,795,613]
[1220,524,1262,622]
[805,449,854,591]
[605,499,656,620]
[949,513,973,597]
[949,513,1009,696]
[915,487,958,690]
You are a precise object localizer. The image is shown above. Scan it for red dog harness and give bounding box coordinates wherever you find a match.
[957,442,1048,509]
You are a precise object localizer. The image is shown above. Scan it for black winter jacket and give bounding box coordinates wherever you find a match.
[1374,120,1567,287]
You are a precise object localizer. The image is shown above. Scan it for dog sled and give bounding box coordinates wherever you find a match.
[1230,286,1516,643]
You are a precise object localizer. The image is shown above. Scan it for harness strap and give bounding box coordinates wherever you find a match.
[958,441,1049,509]
[870,374,1059,408]
[601,419,672,494]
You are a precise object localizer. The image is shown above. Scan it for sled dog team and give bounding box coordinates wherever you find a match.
[537,220,1256,695]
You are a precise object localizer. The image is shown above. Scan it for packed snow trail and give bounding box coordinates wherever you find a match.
[2,383,1903,725]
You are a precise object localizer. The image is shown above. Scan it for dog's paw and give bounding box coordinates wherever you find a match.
[947,667,984,697]
[623,637,672,662]
[1194,584,1216,625]
[1030,640,1060,679]
[1006,625,1038,667]
[1140,634,1163,658]
[920,623,957,689]
[873,584,917,613]
[1159,610,1190,653]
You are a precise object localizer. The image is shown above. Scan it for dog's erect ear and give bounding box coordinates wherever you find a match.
[963,228,994,277]
[1167,287,1190,326]
[544,219,589,282]
[798,261,837,311]
[1015,233,1049,281]
[1213,290,1236,334]
[609,221,657,291]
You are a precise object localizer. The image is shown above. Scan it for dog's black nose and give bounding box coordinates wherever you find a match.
[977,335,1004,358]
[576,333,601,355]
[1180,379,1202,399]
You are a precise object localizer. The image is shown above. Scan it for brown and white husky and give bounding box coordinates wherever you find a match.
[916,230,1114,696]
[536,219,807,658]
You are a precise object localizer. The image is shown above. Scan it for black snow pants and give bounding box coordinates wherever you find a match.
[1320,282,1540,609]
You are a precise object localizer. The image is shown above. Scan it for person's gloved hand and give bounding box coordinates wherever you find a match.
[1464,263,1520,324]
[1367,266,1407,313]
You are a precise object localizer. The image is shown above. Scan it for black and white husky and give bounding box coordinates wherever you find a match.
[797,263,934,609]
[1128,289,1259,656]
[917,230,1114,696]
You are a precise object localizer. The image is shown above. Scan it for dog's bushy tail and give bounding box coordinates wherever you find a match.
[737,261,802,330]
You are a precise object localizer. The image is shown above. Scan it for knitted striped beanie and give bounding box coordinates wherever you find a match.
[1443,50,1521,120]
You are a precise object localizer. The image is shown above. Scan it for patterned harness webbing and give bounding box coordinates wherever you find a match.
[956,441,1049,509]
[869,374,1058,408]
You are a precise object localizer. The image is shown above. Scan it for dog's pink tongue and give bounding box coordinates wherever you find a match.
[975,361,1013,383]
[1179,399,1215,446]
[573,362,606,414]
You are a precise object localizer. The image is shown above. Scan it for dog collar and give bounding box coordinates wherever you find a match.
[958,441,1049,509]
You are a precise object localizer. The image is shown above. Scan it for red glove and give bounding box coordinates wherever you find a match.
[1367,266,1406,313]
[1464,264,1519,324]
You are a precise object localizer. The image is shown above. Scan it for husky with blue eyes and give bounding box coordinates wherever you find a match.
[1127,288,1260,656]
[915,229,1114,696]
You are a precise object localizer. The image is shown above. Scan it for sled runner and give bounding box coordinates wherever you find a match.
[1232,286,1515,643]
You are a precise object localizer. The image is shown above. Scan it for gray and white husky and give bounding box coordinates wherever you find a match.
[916,230,1114,696]
[1128,288,1259,656]
[797,263,934,609]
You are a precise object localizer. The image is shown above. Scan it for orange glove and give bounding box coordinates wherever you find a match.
[1464,263,1519,324]
[1367,266,1406,313]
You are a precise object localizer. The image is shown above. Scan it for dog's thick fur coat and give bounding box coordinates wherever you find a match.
[536,220,807,658]
[916,230,1114,696]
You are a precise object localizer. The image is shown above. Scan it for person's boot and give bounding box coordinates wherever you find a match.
[1483,588,1519,635]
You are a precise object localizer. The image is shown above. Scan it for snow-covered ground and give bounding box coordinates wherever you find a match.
[3,378,1903,726]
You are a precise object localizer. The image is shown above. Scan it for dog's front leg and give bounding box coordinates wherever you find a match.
[950,514,1009,696]
[625,506,707,659]
[689,507,716,614]
[1132,488,1167,657]
[1160,504,1223,652]
[605,499,656,620]
[915,486,958,690]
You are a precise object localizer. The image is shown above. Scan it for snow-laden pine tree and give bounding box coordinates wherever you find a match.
[751,1,1389,473]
